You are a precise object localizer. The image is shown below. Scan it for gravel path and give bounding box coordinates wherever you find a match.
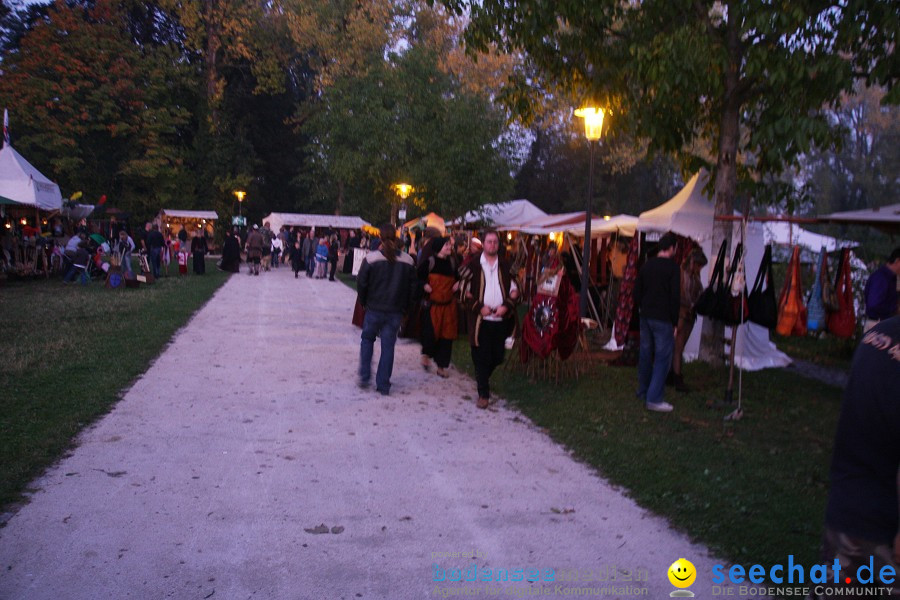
[0,267,741,599]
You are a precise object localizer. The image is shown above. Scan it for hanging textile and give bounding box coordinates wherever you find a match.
[521,265,580,361]
[613,236,640,346]
[807,247,828,332]
[776,246,807,337]
[827,248,856,338]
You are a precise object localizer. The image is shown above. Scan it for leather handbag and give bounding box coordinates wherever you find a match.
[694,240,727,318]
[748,245,777,328]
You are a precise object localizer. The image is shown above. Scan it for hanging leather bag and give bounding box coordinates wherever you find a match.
[748,245,777,328]
[694,240,727,318]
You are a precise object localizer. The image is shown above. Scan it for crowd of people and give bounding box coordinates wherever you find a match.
[356,224,516,409]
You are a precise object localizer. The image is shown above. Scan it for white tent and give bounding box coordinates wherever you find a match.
[455,199,547,228]
[635,170,791,371]
[637,169,715,240]
[0,144,62,211]
[160,209,219,221]
[263,212,370,232]
[500,211,591,235]
[565,214,639,238]
[820,203,900,232]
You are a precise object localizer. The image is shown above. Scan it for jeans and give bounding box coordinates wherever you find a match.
[637,317,675,406]
[359,309,404,393]
[149,247,162,278]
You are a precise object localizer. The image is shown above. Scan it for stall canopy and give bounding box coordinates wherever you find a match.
[564,214,638,238]
[455,199,547,228]
[404,212,446,234]
[263,212,369,232]
[61,204,95,220]
[499,211,590,235]
[0,144,63,211]
[635,170,791,371]
[161,209,218,221]
[638,169,714,240]
[819,203,900,233]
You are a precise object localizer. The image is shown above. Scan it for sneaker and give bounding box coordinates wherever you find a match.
[357,377,370,389]
[646,401,674,413]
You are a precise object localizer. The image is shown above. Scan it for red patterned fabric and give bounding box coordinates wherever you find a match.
[827,248,856,338]
[614,236,640,346]
[521,271,581,361]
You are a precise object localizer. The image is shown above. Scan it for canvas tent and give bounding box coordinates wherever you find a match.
[404,212,446,235]
[455,199,547,229]
[634,170,791,371]
[0,144,62,212]
[564,214,638,238]
[262,212,370,233]
[499,211,591,235]
[819,203,900,233]
[158,209,218,238]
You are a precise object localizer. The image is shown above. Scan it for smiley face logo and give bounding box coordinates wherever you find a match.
[668,558,697,588]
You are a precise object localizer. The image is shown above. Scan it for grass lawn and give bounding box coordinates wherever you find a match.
[340,272,844,567]
[449,334,845,570]
[0,260,229,510]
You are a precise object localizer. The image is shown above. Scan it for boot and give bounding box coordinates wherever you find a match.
[674,373,690,393]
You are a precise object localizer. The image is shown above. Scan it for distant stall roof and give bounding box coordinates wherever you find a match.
[819,203,900,233]
[263,212,370,230]
[454,199,547,228]
[160,209,219,220]
[501,211,593,235]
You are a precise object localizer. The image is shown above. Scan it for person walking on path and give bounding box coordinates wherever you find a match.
[863,247,900,332]
[464,230,518,410]
[327,232,339,281]
[302,230,316,277]
[356,224,417,395]
[191,231,208,275]
[289,240,303,278]
[220,227,241,273]
[812,316,900,599]
[245,225,264,276]
[315,237,329,279]
[418,236,459,378]
[634,232,681,413]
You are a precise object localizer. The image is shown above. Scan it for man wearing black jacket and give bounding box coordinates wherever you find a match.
[635,232,681,412]
[356,224,417,395]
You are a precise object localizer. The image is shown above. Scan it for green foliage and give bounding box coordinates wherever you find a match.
[0,0,195,218]
[301,44,513,222]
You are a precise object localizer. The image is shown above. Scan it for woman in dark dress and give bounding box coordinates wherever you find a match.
[220,228,241,273]
[418,236,459,378]
[191,232,208,274]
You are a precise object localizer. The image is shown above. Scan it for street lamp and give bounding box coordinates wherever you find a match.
[392,183,413,225]
[234,190,246,217]
[574,105,605,318]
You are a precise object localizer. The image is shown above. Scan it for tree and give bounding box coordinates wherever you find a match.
[441,0,898,363]
[301,43,513,223]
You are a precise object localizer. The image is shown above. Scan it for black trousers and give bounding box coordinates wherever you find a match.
[471,319,507,399]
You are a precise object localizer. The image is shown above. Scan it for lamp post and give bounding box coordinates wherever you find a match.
[574,105,605,318]
[234,190,246,217]
[392,183,413,226]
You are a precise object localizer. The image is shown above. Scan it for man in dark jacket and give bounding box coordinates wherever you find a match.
[634,232,681,412]
[356,224,417,395]
[463,230,518,409]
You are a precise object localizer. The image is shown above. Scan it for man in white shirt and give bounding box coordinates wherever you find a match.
[464,231,519,409]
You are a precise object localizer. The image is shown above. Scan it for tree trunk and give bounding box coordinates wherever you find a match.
[698,4,741,365]
[204,0,221,133]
